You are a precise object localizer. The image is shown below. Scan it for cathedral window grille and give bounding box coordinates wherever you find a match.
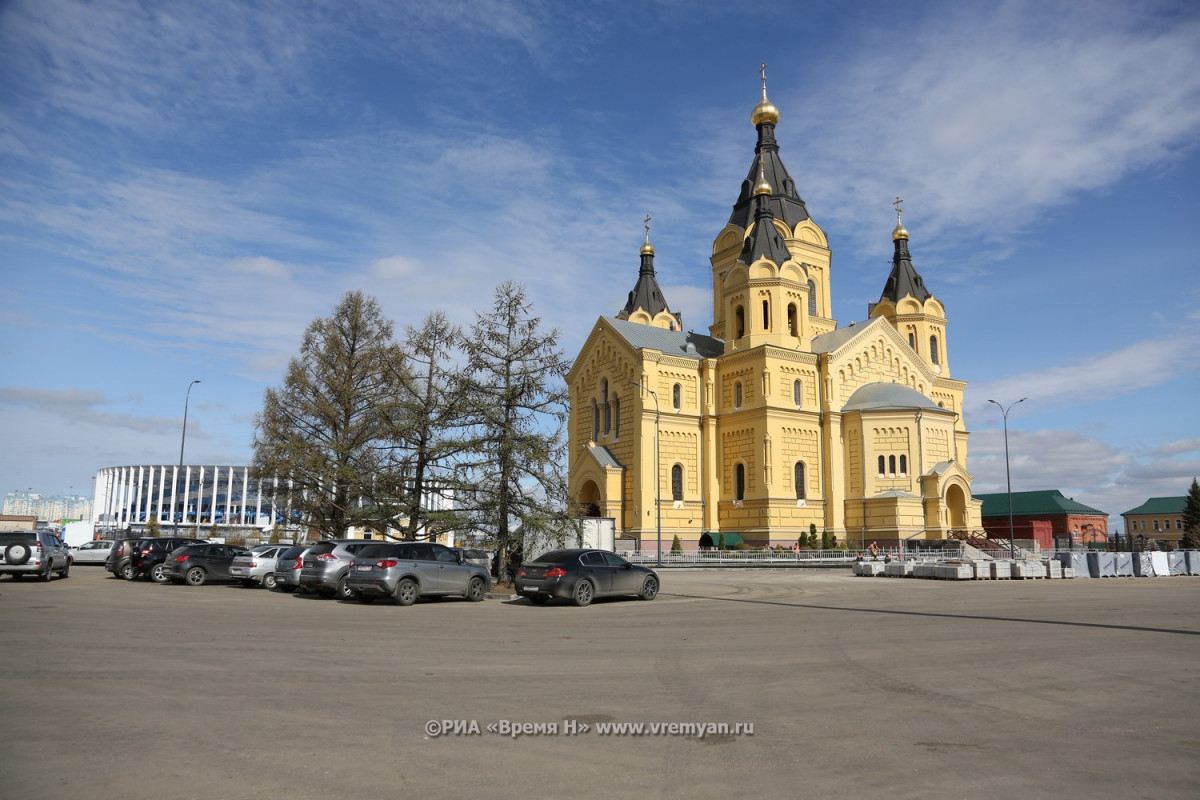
[808,280,817,316]
[673,383,681,411]
[735,464,745,501]
[899,454,907,475]
[888,455,897,475]
[930,335,940,365]
[878,455,886,475]
[794,462,806,500]
[601,379,611,435]
[734,381,743,409]
[793,380,802,408]
[671,464,684,502]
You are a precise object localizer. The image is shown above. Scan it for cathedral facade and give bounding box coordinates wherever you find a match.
[566,80,981,551]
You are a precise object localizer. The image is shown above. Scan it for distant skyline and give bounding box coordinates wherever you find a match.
[2,0,1198,527]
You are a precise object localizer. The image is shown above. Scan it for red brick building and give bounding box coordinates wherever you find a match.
[976,490,1107,550]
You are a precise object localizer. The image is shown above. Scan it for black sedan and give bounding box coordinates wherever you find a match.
[515,549,659,607]
[160,544,249,586]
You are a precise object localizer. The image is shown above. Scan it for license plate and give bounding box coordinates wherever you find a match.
[522,586,539,593]
[356,565,373,572]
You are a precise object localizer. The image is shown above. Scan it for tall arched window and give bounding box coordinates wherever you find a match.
[735,463,745,501]
[787,303,798,336]
[735,306,745,338]
[671,464,684,501]
[601,379,611,434]
[793,379,802,408]
[908,332,916,350]
[899,454,907,475]
[888,455,897,475]
[672,383,681,411]
[878,455,886,475]
[591,400,599,441]
[808,280,817,315]
[734,381,743,408]
[930,335,940,365]
[794,462,806,500]
[762,299,770,331]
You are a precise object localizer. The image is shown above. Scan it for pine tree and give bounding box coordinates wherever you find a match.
[671,534,682,553]
[461,283,572,580]
[1182,477,1200,550]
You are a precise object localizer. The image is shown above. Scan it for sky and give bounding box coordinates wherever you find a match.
[2,0,1198,530]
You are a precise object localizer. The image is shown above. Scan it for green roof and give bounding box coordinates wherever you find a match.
[976,490,1105,518]
[1121,497,1185,516]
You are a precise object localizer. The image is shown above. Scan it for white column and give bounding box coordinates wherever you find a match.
[225,466,234,528]
[241,468,250,526]
[196,466,206,531]
[156,466,166,522]
[184,466,192,524]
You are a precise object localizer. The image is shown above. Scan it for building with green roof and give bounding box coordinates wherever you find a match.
[1121,497,1185,547]
[974,490,1107,550]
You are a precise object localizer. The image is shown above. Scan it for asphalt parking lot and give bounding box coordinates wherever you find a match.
[2,566,1199,799]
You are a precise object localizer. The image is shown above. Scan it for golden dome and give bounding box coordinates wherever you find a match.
[752,62,780,126]
[641,240,655,256]
[892,220,909,240]
[753,158,772,195]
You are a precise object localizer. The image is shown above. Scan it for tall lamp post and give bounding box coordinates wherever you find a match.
[630,380,662,566]
[988,397,1025,559]
[178,380,201,531]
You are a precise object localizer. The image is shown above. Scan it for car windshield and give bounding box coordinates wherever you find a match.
[357,544,403,558]
[278,546,306,559]
[529,550,579,566]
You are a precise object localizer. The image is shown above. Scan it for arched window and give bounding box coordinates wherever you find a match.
[671,464,684,501]
[787,303,798,336]
[794,462,806,500]
[899,454,907,475]
[888,455,896,475]
[930,335,940,365]
[793,379,802,408]
[672,383,681,411]
[734,381,743,408]
[591,400,599,441]
[762,299,770,331]
[808,280,817,316]
[878,455,886,475]
[735,463,745,501]
[601,379,611,435]
[612,397,620,438]
[908,332,915,350]
[735,306,745,338]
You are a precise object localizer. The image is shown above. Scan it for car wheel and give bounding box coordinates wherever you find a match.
[59,561,71,579]
[120,564,135,580]
[466,576,487,602]
[5,543,31,565]
[527,594,550,605]
[262,573,277,591]
[41,565,54,582]
[638,575,659,601]
[337,575,354,601]
[394,577,418,607]
[572,580,594,607]
[149,564,169,584]
[185,567,206,586]
[356,593,376,604]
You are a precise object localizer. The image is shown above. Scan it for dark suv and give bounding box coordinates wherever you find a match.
[1,530,72,581]
[130,537,207,583]
[105,537,142,579]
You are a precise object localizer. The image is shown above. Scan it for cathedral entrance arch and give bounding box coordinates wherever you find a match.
[946,483,967,530]
[579,480,602,517]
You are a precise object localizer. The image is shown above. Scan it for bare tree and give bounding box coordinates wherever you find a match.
[252,291,407,540]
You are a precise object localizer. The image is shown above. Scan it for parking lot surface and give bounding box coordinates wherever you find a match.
[2,567,1199,799]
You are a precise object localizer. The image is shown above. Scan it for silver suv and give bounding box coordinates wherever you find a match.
[345,542,490,605]
[298,539,380,599]
[0,530,72,581]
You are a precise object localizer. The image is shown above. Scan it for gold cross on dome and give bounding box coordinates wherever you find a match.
[760,62,768,92]
[893,196,903,221]
[644,214,652,241]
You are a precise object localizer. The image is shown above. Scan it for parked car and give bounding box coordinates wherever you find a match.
[344,542,490,605]
[271,544,313,593]
[70,539,114,565]
[515,549,659,607]
[455,547,492,571]
[298,539,381,599]
[130,537,207,582]
[1,530,72,581]
[159,543,249,586]
[229,544,290,589]
[105,537,143,579]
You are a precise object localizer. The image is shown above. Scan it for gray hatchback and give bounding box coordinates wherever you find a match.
[298,539,381,599]
[345,542,490,605]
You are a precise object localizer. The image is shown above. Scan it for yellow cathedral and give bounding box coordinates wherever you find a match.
[566,76,982,551]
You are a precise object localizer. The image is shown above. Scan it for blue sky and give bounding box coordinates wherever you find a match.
[2,0,1198,528]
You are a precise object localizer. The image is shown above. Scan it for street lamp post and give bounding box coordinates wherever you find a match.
[630,380,662,566]
[987,397,1026,560]
[178,380,201,531]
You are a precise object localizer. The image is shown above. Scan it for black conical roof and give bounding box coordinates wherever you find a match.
[620,249,674,320]
[728,120,810,230]
[738,192,795,268]
[876,236,932,306]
